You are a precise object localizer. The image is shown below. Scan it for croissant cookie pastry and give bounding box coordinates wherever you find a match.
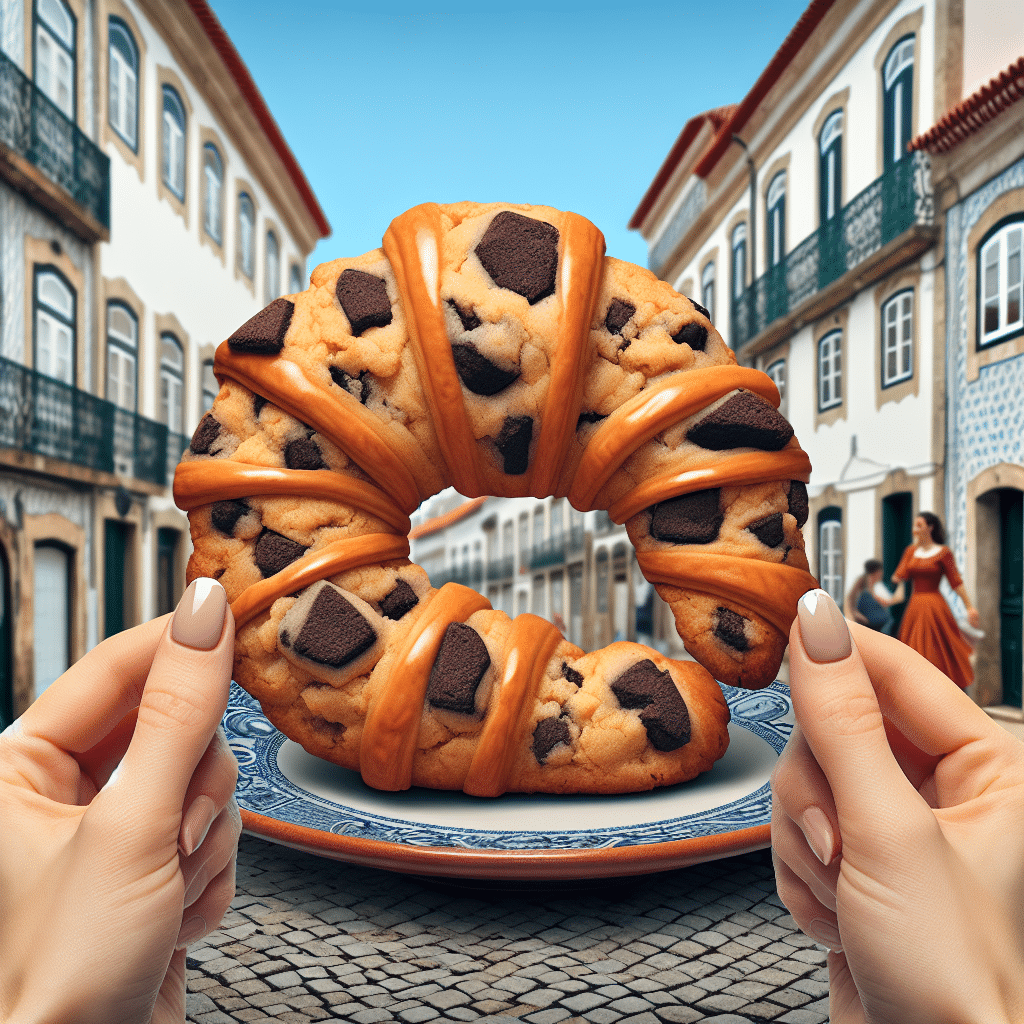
[174,201,816,796]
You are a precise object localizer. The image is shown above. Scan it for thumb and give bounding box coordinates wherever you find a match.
[788,589,930,850]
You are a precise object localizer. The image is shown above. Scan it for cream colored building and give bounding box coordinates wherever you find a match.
[0,0,328,725]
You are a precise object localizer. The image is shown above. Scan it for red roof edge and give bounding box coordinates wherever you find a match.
[628,106,737,231]
[410,497,488,540]
[910,55,1024,155]
[186,0,330,241]
[693,0,837,179]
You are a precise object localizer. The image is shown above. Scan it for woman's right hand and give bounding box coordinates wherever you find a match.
[771,589,1024,1024]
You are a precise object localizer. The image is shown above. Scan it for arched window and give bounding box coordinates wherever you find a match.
[162,85,186,199]
[818,508,844,605]
[201,358,218,413]
[882,289,914,386]
[108,18,137,148]
[766,357,786,416]
[264,230,279,304]
[701,261,715,324]
[238,193,255,278]
[34,267,75,385]
[766,172,786,267]
[0,543,12,730]
[818,329,842,411]
[34,541,72,695]
[35,0,75,119]
[731,223,747,300]
[203,143,223,244]
[883,36,914,168]
[819,110,842,223]
[978,217,1023,348]
[595,548,609,613]
[106,302,137,411]
[159,333,184,434]
[289,263,304,295]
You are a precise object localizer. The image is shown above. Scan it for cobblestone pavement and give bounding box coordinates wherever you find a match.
[185,835,830,1024]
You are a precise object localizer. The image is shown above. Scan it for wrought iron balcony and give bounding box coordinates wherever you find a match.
[730,152,934,353]
[486,554,515,581]
[0,48,110,240]
[0,355,189,487]
[531,528,585,570]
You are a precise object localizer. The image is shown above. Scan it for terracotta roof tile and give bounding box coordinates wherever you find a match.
[410,496,488,540]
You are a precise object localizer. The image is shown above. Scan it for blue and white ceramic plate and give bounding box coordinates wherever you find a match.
[225,680,792,879]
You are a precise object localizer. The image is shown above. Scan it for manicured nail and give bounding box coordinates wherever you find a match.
[171,579,227,651]
[1,718,22,741]
[800,806,835,867]
[101,762,122,791]
[175,914,207,949]
[797,589,852,663]
[179,794,218,857]
[807,918,843,952]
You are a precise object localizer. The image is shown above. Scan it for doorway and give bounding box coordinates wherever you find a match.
[34,542,71,697]
[998,489,1022,707]
[104,519,132,637]
[0,544,12,728]
[882,492,913,634]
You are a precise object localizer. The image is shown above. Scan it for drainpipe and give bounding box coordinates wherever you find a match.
[732,135,757,285]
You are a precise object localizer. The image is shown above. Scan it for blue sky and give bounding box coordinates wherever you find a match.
[208,1,811,275]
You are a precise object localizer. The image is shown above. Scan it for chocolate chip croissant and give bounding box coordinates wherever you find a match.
[174,201,816,795]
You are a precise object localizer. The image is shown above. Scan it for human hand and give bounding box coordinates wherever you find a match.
[0,579,241,1024]
[771,589,1024,1024]
[967,606,981,629]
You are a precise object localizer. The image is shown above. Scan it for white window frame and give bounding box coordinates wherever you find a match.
[701,261,715,324]
[106,302,137,412]
[818,513,844,605]
[882,289,914,387]
[766,357,786,417]
[979,220,1024,348]
[767,172,786,267]
[731,223,747,300]
[201,358,218,414]
[238,193,255,279]
[160,333,184,435]
[35,268,75,385]
[819,110,843,223]
[264,230,279,304]
[35,0,75,119]
[108,18,137,149]
[162,86,186,199]
[203,144,223,244]
[817,330,842,411]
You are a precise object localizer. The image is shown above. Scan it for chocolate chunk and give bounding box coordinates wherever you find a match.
[475,211,559,304]
[576,411,606,429]
[788,481,809,528]
[211,499,250,536]
[691,300,711,320]
[532,715,572,763]
[748,512,784,548]
[280,628,290,647]
[687,391,794,451]
[605,299,636,336]
[292,586,377,668]
[329,365,372,404]
[610,660,691,752]
[335,269,393,336]
[380,579,418,620]
[452,343,520,396]
[254,529,307,578]
[252,393,267,416]
[213,567,226,580]
[715,607,750,651]
[227,297,294,354]
[426,622,491,715]
[285,436,326,471]
[494,415,533,475]
[562,662,583,687]
[650,489,723,545]
[671,322,709,351]
[448,299,481,333]
[190,415,221,455]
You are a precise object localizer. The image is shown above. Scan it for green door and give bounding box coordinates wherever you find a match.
[104,520,129,638]
[0,546,12,729]
[883,492,913,635]
[1000,489,1023,707]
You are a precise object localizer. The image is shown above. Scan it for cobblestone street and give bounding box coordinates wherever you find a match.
[185,836,830,1024]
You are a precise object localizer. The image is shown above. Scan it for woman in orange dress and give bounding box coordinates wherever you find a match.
[890,512,980,689]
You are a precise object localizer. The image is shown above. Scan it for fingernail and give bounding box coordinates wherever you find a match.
[800,806,835,867]
[1,718,21,741]
[171,579,227,651]
[175,914,207,949]
[101,762,122,791]
[807,918,843,952]
[179,794,218,857]
[797,589,852,663]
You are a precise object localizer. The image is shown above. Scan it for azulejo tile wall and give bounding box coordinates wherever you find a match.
[944,155,1024,613]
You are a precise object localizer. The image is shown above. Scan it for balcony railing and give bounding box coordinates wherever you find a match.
[530,526,586,570]
[429,560,484,590]
[0,48,110,234]
[486,554,515,581]
[730,152,933,351]
[0,354,189,487]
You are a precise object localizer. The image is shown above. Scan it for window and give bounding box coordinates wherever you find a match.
[35,0,75,119]
[818,330,842,411]
[978,218,1023,348]
[238,193,255,278]
[883,36,914,168]
[596,549,609,613]
[289,263,304,295]
[731,223,747,300]
[533,506,545,548]
[766,357,786,416]
[701,261,715,323]
[201,358,218,413]
[203,144,223,244]
[106,302,137,411]
[819,111,842,223]
[162,86,186,199]
[518,513,529,569]
[160,333,184,434]
[767,172,786,267]
[882,290,914,386]
[108,18,137,148]
[502,520,513,560]
[33,542,71,695]
[818,508,843,605]
[34,268,75,385]
[265,230,279,304]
